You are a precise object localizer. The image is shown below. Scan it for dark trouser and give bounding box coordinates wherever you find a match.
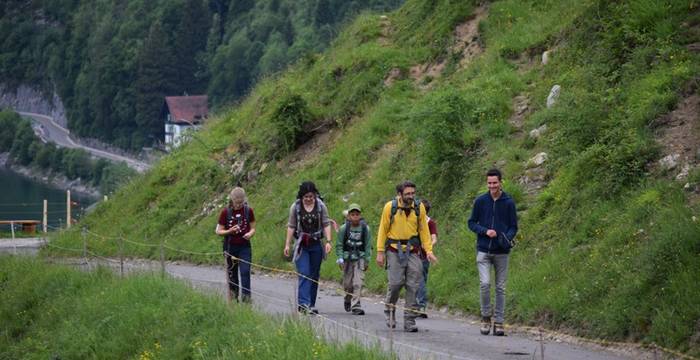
[295,241,323,307]
[225,244,252,301]
[416,257,430,308]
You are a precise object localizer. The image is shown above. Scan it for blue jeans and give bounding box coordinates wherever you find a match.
[416,258,430,308]
[225,244,252,300]
[477,251,509,323]
[295,241,323,307]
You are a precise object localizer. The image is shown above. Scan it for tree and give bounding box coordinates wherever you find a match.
[135,21,178,144]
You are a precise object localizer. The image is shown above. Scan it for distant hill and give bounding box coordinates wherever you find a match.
[0,0,403,150]
[52,0,700,357]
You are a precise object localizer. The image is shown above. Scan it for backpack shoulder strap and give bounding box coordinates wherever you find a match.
[389,198,398,227]
[226,206,232,225]
[243,204,250,224]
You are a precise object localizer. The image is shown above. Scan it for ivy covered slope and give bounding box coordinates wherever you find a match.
[52,0,700,355]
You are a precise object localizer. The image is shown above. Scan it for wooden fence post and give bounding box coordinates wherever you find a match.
[66,190,71,229]
[43,199,48,233]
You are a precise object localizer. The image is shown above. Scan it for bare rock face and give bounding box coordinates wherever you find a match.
[529,124,548,140]
[546,85,561,108]
[658,154,680,171]
[0,84,67,127]
[529,152,548,167]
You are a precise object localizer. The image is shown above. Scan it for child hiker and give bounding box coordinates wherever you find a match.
[336,203,371,315]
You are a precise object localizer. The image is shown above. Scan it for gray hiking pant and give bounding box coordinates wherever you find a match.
[343,259,365,309]
[385,251,423,325]
[477,251,509,323]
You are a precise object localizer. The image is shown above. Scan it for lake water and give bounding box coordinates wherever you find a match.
[0,166,97,232]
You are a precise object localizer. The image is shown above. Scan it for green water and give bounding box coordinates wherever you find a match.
[0,166,96,231]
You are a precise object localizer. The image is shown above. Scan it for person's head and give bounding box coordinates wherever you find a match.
[347,203,361,225]
[229,187,247,210]
[396,180,416,205]
[486,168,502,197]
[297,181,319,206]
[421,199,431,215]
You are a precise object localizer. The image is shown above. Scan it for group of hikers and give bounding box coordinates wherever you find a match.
[215,169,518,335]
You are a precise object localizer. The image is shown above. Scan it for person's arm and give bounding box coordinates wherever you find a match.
[243,208,256,240]
[467,198,488,235]
[428,219,438,247]
[320,202,332,254]
[417,204,436,263]
[215,210,234,236]
[336,225,345,259]
[375,202,391,267]
[284,204,296,257]
[505,200,518,241]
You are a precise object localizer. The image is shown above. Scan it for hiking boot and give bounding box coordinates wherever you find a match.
[418,307,428,319]
[404,322,418,332]
[310,307,319,315]
[298,305,310,314]
[384,310,396,328]
[493,322,505,336]
[352,308,365,315]
[241,294,251,304]
[480,317,491,335]
[344,298,351,312]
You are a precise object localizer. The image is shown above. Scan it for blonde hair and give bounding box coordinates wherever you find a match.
[229,187,247,205]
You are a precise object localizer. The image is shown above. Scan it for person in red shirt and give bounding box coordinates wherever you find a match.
[216,187,256,303]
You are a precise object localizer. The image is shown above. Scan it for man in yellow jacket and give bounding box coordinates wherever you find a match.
[376,181,438,332]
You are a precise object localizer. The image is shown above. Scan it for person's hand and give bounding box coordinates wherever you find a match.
[324,242,332,254]
[336,258,344,271]
[486,229,497,238]
[362,260,369,271]
[243,231,252,240]
[283,244,290,257]
[426,252,438,264]
[376,252,385,268]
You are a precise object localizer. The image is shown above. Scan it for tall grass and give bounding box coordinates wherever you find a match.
[0,256,389,359]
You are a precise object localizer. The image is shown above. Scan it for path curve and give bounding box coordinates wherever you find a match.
[18,111,150,172]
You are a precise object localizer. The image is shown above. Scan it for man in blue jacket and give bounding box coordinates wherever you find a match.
[468,169,518,336]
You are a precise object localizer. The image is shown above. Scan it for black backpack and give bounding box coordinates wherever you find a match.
[342,219,369,252]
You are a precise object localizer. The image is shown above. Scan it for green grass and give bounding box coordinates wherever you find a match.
[0,256,390,359]
[47,0,700,356]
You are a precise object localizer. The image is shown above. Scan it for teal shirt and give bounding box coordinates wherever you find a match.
[336,222,372,261]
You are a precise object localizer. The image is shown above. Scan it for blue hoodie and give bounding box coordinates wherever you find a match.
[468,191,518,254]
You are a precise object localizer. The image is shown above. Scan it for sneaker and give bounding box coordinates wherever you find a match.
[351,308,365,315]
[385,310,396,328]
[493,322,505,336]
[404,322,418,332]
[344,298,351,312]
[298,305,310,314]
[480,317,491,335]
[310,307,319,315]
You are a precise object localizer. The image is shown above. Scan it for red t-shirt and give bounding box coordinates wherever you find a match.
[218,206,255,246]
[428,218,438,236]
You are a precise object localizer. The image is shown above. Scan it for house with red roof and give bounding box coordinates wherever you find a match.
[161,95,208,151]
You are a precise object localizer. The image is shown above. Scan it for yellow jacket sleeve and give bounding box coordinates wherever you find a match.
[376,201,392,253]
[418,203,433,253]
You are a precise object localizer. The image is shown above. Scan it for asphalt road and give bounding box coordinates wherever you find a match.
[0,239,646,360]
[18,111,150,172]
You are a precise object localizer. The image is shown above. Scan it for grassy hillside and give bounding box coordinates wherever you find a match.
[50,0,700,356]
[0,257,388,359]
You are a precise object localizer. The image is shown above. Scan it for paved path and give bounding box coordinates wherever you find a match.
[18,111,150,172]
[0,238,646,360]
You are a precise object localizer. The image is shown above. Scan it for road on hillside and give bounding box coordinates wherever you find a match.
[18,111,150,172]
[0,239,644,360]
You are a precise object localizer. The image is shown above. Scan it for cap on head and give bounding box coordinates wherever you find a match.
[347,203,362,213]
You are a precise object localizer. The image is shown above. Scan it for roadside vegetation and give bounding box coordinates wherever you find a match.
[0,110,136,194]
[49,0,700,356]
[0,256,389,359]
